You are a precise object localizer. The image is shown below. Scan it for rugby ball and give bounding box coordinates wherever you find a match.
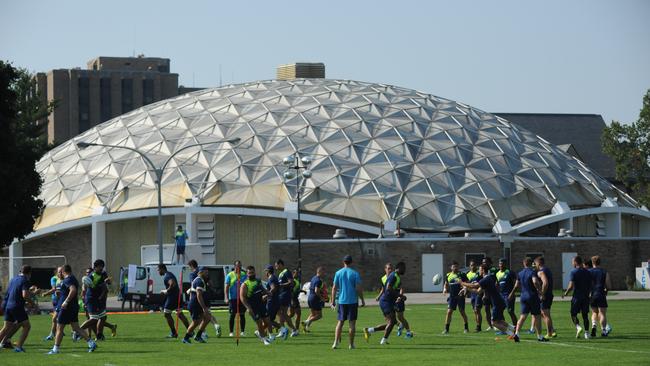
[432,273,442,285]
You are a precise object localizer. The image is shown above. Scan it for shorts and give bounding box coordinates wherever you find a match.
[291,296,300,310]
[163,296,183,314]
[482,295,492,307]
[590,295,608,309]
[379,300,395,316]
[470,294,483,310]
[188,301,204,321]
[502,294,515,312]
[176,246,185,255]
[278,294,291,307]
[520,297,541,315]
[394,301,405,313]
[541,294,553,310]
[3,307,28,323]
[57,306,80,324]
[266,301,279,321]
[491,304,505,322]
[570,298,590,316]
[250,304,268,321]
[307,295,324,311]
[86,299,107,319]
[337,303,358,321]
[447,295,465,311]
[228,299,246,314]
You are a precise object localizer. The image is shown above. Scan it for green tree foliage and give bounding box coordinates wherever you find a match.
[0,61,54,247]
[602,90,650,206]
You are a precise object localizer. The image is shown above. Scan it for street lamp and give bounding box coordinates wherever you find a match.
[282,154,312,280]
[77,137,241,264]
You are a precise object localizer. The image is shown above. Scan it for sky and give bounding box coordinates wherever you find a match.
[1,0,648,125]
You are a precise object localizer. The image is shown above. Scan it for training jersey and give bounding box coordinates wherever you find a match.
[175,230,188,247]
[225,270,247,300]
[570,267,592,300]
[333,267,361,304]
[518,267,539,301]
[538,267,553,298]
[478,274,505,308]
[496,269,515,296]
[445,271,467,297]
[589,268,607,298]
[4,274,30,309]
[244,278,265,307]
[85,271,107,303]
[57,275,80,311]
[50,275,62,303]
[309,275,322,297]
[265,274,280,303]
[189,276,207,305]
[488,266,498,275]
[278,269,294,298]
[189,269,198,283]
[292,278,301,298]
[380,272,400,303]
[163,271,180,300]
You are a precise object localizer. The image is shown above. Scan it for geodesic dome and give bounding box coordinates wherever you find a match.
[35,79,637,232]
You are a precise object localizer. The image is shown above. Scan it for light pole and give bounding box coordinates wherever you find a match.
[77,137,241,264]
[282,154,312,280]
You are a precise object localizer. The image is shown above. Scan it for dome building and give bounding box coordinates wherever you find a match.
[10,79,650,290]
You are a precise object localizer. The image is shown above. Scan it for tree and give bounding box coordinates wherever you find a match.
[0,61,54,247]
[602,89,650,206]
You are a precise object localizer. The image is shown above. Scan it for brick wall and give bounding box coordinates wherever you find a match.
[270,238,650,291]
[20,226,91,279]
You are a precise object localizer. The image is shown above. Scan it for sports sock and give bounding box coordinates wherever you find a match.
[506,329,514,336]
[507,324,515,331]
[445,324,450,332]
[368,327,375,333]
[305,319,311,326]
[240,314,246,331]
[464,323,468,330]
[229,314,235,332]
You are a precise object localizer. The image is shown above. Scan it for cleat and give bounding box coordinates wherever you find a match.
[538,337,549,342]
[194,336,206,343]
[605,324,612,334]
[463,329,469,334]
[405,331,413,339]
[112,324,117,337]
[551,332,557,338]
[576,326,583,339]
[182,338,191,344]
[240,331,245,337]
[475,327,482,333]
[290,330,299,337]
[332,342,338,349]
[601,332,608,337]
[441,329,449,335]
[512,334,520,343]
[527,329,535,334]
[268,334,276,342]
[349,344,355,349]
[584,333,590,340]
[397,324,404,337]
[88,341,97,352]
[263,339,271,346]
[47,349,60,355]
[167,332,178,338]
[14,347,25,353]
[2,341,14,349]
[495,331,506,335]
[229,332,234,337]
[380,338,389,345]
[215,324,221,337]
[201,332,208,341]
[95,333,105,341]
[591,328,597,337]
[363,328,370,342]
[44,335,54,341]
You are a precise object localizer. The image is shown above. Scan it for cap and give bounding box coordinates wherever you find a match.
[198,266,208,272]
[498,258,507,264]
[343,255,353,263]
[265,265,274,271]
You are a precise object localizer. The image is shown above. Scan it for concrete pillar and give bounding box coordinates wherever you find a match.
[9,240,23,278]
[185,209,197,243]
[92,221,106,263]
[499,235,513,266]
[285,202,297,239]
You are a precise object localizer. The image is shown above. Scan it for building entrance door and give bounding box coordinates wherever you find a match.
[422,253,443,292]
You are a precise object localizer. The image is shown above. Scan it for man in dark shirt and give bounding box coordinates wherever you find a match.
[264,265,281,338]
[363,262,401,344]
[442,261,469,334]
[158,264,189,338]
[589,255,612,337]
[304,266,326,332]
[275,259,298,339]
[563,256,592,339]
[509,257,546,342]
[0,265,35,352]
[496,259,517,326]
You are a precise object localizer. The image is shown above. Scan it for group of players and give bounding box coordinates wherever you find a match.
[1,252,614,352]
[441,255,612,343]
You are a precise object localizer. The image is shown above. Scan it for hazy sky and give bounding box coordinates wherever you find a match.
[1,0,648,124]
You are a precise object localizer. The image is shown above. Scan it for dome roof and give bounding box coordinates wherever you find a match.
[35,79,636,231]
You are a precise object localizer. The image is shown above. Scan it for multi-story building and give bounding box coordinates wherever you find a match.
[35,56,178,144]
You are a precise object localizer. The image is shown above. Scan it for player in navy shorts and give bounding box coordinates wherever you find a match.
[264,265,281,337]
[183,266,212,343]
[157,264,189,338]
[0,266,35,352]
[363,262,401,344]
[589,255,612,337]
[303,267,327,332]
[275,259,298,338]
[240,266,273,346]
[509,257,547,342]
[563,256,592,339]
[442,261,469,334]
[466,260,483,332]
[535,256,556,338]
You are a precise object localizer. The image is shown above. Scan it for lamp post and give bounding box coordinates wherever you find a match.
[77,137,241,264]
[282,154,312,280]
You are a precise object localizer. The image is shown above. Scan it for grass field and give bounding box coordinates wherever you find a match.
[2,300,649,366]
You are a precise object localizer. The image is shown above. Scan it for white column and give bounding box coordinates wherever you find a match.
[92,221,106,262]
[185,209,197,243]
[9,240,22,278]
[284,202,297,239]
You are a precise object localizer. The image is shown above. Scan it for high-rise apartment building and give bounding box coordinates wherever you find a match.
[36,56,179,144]
[276,63,325,80]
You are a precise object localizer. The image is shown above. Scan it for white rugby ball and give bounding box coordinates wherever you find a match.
[432,273,442,285]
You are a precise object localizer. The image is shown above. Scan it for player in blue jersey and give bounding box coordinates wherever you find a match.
[288,269,306,336]
[392,262,412,338]
[442,261,469,334]
[0,266,35,352]
[158,264,189,338]
[481,257,498,330]
[80,260,117,341]
[240,266,273,346]
[48,264,97,354]
[509,257,546,342]
[42,266,64,341]
[225,260,246,337]
[363,262,400,344]
[331,255,365,349]
[496,259,517,327]
[461,264,516,340]
[183,267,212,343]
[563,256,593,339]
[188,260,221,339]
[589,255,612,337]
[534,256,556,338]
[264,265,281,338]
[275,259,298,338]
[303,267,327,332]
[466,260,483,332]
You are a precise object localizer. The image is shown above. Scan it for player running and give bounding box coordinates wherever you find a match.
[225,260,246,337]
[275,259,298,338]
[363,262,402,344]
[466,260,483,332]
[509,257,547,342]
[158,264,189,338]
[442,261,469,334]
[563,256,593,339]
[393,262,412,339]
[0,266,35,353]
[589,255,612,337]
[188,260,221,338]
[496,259,517,327]
[331,255,365,349]
[264,265,281,337]
[481,257,498,330]
[183,266,212,343]
[303,267,327,332]
[461,264,516,340]
[239,266,273,346]
[47,264,97,354]
[288,269,305,336]
[80,260,117,341]
[535,256,556,338]
[42,266,64,341]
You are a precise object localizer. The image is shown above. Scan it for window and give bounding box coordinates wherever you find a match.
[78,77,90,132]
[143,78,154,105]
[136,267,147,281]
[100,78,111,122]
[465,253,486,267]
[121,79,133,113]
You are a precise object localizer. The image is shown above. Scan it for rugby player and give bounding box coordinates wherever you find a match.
[158,264,189,338]
[240,266,272,346]
[303,267,327,332]
[589,255,612,337]
[509,257,546,342]
[183,266,211,343]
[496,259,517,327]
[535,256,556,338]
[331,255,365,349]
[442,261,468,334]
[225,260,246,337]
[481,257,498,331]
[363,262,401,344]
[563,256,592,339]
[42,266,64,341]
[264,265,281,337]
[275,259,298,338]
[393,262,412,338]
[0,266,35,352]
[288,269,305,336]
[466,260,483,332]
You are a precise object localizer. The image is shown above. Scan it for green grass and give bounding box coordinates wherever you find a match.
[2,300,649,365]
